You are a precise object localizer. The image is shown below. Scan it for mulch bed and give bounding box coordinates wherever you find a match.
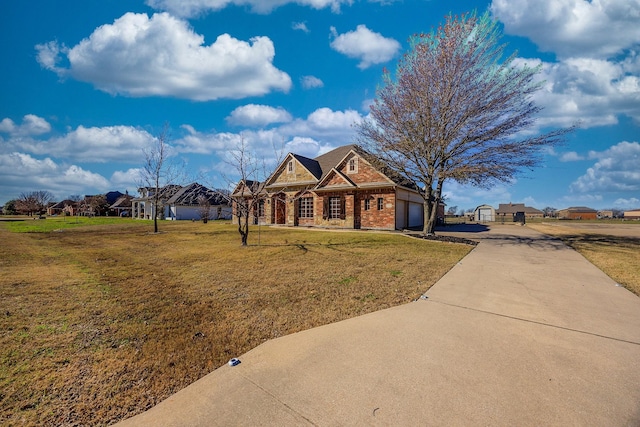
[408,233,478,246]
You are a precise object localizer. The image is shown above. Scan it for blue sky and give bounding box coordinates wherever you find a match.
[1,0,639,212]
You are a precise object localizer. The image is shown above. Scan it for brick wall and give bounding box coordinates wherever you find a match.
[358,190,396,230]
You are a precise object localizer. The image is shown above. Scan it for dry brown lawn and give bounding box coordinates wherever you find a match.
[528,222,640,296]
[0,220,471,426]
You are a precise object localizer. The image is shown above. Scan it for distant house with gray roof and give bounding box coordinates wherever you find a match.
[165,183,231,221]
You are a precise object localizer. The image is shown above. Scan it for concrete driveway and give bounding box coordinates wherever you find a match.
[116,224,640,426]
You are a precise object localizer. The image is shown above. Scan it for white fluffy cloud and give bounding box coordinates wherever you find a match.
[175,107,362,157]
[490,1,640,129]
[0,116,156,164]
[559,151,586,162]
[330,25,400,69]
[226,104,293,127]
[570,141,640,193]
[0,115,51,136]
[0,152,111,200]
[9,125,154,163]
[512,57,640,128]
[301,75,324,89]
[491,0,640,59]
[146,0,353,17]
[175,126,244,154]
[292,22,310,33]
[36,12,291,101]
[279,107,364,140]
[110,168,142,190]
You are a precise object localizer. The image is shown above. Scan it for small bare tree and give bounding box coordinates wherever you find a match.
[196,194,212,222]
[221,136,290,246]
[226,140,266,246]
[357,11,573,235]
[139,123,183,233]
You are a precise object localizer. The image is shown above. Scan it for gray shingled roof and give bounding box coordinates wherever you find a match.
[167,183,228,206]
[314,144,358,179]
[292,154,322,179]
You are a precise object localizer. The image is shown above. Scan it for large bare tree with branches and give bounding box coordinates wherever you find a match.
[16,190,54,216]
[357,11,572,235]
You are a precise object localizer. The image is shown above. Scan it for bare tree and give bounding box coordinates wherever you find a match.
[542,206,557,218]
[84,195,108,216]
[226,140,268,246]
[139,123,183,233]
[357,11,573,235]
[16,190,54,216]
[196,194,212,222]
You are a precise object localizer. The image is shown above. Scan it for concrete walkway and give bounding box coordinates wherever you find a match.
[117,225,640,426]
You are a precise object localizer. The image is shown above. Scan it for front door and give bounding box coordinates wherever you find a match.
[273,194,286,225]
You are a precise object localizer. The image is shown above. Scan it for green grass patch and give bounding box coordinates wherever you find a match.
[3,216,139,233]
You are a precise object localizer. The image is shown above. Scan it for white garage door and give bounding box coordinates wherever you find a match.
[478,208,493,222]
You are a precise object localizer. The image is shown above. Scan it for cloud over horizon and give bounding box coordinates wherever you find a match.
[570,141,640,194]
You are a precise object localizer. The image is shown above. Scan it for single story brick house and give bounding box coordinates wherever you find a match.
[495,203,544,222]
[232,145,435,231]
[557,206,598,220]
[47,200,78,216]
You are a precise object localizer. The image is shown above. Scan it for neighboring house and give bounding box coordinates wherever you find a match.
[232,144,434,231]
[104,191,124,207]
[557,206,598,220]
[598,210,614,219]
[47,200,79,216]
[623,209,640,220]
[495,203,543,222]
[165,183,231,221]
[132,185,182,220]
[110,194,134,217]
[474,204,496,222]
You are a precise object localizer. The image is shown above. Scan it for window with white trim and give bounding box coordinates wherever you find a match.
[364,198,370,211]
[347,157,358,174]
[287,160,294,174]
[377,197,384,210]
